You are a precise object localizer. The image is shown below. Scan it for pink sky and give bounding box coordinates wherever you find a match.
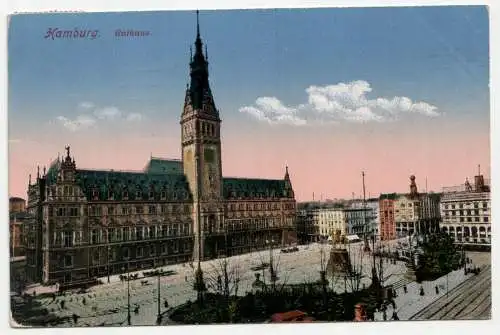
[8,115,490,202]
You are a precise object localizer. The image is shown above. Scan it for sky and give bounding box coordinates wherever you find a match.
[8,6,490,201]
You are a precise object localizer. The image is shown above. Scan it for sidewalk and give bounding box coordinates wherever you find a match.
[374,267,471,321]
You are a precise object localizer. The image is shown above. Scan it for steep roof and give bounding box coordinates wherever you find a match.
[222,177,290,199]
[143,157,183,174]
[379,193,398,200]
[75,169,192,201]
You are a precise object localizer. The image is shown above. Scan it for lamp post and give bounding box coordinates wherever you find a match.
[107,246,111,284]
[462,223,467,274]
[121,265,131,325]
[154,243,162,324]
[156,269,162,324]
[266,239,276,287]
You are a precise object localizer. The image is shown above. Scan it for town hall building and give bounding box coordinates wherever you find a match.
[24,14,297,285]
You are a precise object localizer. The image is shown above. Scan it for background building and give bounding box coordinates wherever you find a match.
[317,206,346,240]
[10,196,26,213]
[24,18,296,286]
[417,192,441,235]
[296,207,320,244]
[9,197,30,258]
[10,211,32,257]
[344,208,370,237]
[440,173,490,245]
[379,194,397,241]
[348,198,379,237]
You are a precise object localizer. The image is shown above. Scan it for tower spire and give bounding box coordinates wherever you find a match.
[196,9,200,39]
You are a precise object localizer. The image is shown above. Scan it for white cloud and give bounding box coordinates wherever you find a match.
[239,97,306,126]
[240,80,439,125]
[94,106,122,120]
[56,115,96,132]
[126,112,143,122]
[54,103,145,131]
[78,101,95,110]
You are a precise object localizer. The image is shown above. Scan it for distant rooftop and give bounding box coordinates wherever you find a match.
[442,176,490,194]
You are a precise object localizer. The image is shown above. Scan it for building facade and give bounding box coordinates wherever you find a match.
[10,212,32,257]
[344,208,370,236]
[316,207,346,239]
[24,17,296,285]
[296,208,319,244]
[394,194,419,237]
[417,192,441,235]
[10,197,26,213]
[379,194,397,241]
[348,199,379,237]
[440,174,491,245]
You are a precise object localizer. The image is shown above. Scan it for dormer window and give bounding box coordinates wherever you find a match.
[92,189,99,200]
[160,191,166,200]
[136,190,142,199]
[123,190,129,199]
[149,190,154,199]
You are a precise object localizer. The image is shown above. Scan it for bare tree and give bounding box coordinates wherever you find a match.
[344,243,365,293]
[205,257,241,298]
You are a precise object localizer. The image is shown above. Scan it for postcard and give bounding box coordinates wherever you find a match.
[8,6,491,328]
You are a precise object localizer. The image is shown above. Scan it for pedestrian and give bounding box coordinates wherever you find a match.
[403,285,407,294]
[72,313,79,324]
[392,311,399,320]
[164,299,169,308]
[60,300,65,309]
[134,305,140,314]
[185,275,187,282]
[420,286,425,296]
[435,285,439,295]
[383,310,387,321]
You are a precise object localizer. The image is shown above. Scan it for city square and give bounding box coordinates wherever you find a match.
[8,6,491,327]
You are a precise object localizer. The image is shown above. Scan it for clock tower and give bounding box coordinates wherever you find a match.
[181,11,223,261]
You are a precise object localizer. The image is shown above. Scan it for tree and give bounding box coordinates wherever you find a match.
[344,243,364,293]
[319,244,330,305]
[416,232,462,281]
[206,257,241,298]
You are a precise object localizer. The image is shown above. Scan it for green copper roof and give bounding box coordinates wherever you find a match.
[222,177,291,199]
[46,159,61,184]
[75,169,192,201]
[144,158,183,174]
